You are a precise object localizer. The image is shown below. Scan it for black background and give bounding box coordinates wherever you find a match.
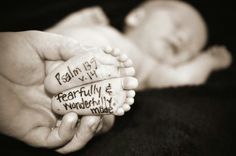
[0,0,235,155]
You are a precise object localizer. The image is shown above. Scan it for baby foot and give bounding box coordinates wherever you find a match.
[51,77,138,116]
[45,46,135,94]
[206,45,232,70]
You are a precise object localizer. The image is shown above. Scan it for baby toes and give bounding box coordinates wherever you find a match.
[123,104,131,111]
[122,77,139,90]
[126,98,134,105]
[52,77,138,116]
[45,46,136,94]
[127,90,136,98]
[119,67,135,77]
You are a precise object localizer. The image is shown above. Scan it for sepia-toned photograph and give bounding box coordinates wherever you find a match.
[0,0,234,155]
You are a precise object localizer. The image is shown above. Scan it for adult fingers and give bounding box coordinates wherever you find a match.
[56,116,101,154]
[97,115,115,134]
[45,60,64,75]
[22,112,78,148]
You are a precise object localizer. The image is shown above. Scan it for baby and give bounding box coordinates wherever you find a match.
[0,31,138,154]
[0,0,232,153]
[48,0,232,90]
[125,0,232,88]
[125,0,207,65]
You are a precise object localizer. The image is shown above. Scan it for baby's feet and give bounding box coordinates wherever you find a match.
[45,46,138,116]
[52,78,137,116]
[206,45,232,70]
[45,46,135,94]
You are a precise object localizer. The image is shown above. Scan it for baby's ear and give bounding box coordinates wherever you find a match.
[125,8,146,28]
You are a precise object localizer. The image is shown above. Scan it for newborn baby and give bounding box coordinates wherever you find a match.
[47,7,153,89]
[48,0,231,90]
[125,0,232,87]
[125,0,207,65]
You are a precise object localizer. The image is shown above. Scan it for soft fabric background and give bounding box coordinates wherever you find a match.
[0,0,235,155]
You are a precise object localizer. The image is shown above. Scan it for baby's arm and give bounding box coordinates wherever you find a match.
[145,46,232,88]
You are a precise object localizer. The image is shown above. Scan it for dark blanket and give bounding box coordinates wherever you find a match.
[0,0,235,155]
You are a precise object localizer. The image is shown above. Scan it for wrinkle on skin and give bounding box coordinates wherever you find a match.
[0,32,45,86]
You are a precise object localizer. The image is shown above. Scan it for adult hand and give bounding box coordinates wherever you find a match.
[0,31,114,154]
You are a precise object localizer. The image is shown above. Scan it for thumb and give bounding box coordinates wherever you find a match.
[22,112,78,148]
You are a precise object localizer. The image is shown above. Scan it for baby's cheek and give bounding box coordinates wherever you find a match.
[151,40,173,61]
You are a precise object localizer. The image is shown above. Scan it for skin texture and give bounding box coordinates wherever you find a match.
[49,6,231,89]
[51,78,137,116]
[0,31,114,154]
[45,46,136,94]
[45,46,138,116]
[0,2,232,153]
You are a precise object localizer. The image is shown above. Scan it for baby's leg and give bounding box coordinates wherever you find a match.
[45,47,138,115]
[146,46,232,88]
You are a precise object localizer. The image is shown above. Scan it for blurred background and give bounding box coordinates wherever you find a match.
[0,0,235,155]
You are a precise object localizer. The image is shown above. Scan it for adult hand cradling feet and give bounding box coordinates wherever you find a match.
[0,31,117,154]
[0,1,232,155]
[45,46,137,116]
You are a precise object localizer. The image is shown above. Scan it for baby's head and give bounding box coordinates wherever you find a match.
[125,0,207,65]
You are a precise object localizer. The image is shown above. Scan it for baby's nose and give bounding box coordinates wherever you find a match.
[177,30,191,46]
[168,30,190,52]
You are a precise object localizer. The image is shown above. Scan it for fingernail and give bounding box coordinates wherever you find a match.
[89,117,101,132]
[91,121,101,132]
[95,121,103,134]
[71,120,77,129]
